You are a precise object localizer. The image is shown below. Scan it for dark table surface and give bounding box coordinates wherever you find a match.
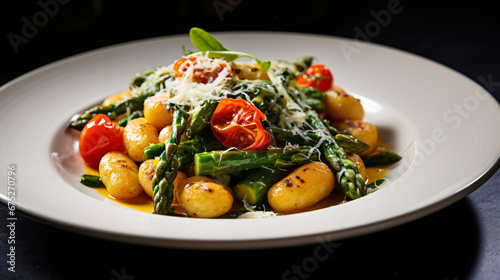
[1,1,499,279]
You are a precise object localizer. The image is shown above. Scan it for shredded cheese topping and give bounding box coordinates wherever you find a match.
[159,53,233,114]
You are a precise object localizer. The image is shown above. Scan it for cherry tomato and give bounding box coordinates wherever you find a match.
[79,114,124,168]
[173,56,197,78]
[296,64,334,92]
[210,99,272,151]
[173,56,231,84]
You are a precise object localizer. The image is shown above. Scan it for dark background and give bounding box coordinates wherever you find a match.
[1,0,499,279]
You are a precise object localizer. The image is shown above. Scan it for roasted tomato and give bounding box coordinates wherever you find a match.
[173,56,231,84]
[296,64,334,92]
[173,56,197,78]
[79,114,124,168]
[210,98,271,151]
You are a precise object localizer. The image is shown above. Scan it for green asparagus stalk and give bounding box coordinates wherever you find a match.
[362,152,402,167]
[185,100,218,139]
[232,81,279,112]
[194,146,320,177]
[272,127,370,155]
[333,134,370,155]
[142,143,165,160]
[234,167,288,205]
[79,174,104,188]
[307,115,366,199]
[131,70,154,87]
[152,106,188,215]
[269,67,366,199]
[116,110,143,127]
[143,139,205,169]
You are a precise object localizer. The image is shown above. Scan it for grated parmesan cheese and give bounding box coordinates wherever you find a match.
[160,53,233,114]
[238,200,277,219]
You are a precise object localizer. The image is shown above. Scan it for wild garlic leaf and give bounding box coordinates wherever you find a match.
[189,27,229,52]
[189,27,271,72]
[259,60,271,71]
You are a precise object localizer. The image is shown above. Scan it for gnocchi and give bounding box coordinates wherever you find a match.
[324,86,365,121]
[143,95,173,131]
[99,151,143,199]
[123,118,159,162]
[102,89,132,107]
[176,176,233,218]
[267,162,335,213]
[231,61,270,81]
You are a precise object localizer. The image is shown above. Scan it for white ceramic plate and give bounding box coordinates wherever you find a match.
[1,32,499,249]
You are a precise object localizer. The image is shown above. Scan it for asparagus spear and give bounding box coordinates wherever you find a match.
[79,174,104,188]
[143,139,205,169]
[307,112,366,199]
[194,146,320,177]
[362,152,402,167]
[131,70,154,87]
[185,100,218,139]
[291,56,313,73]
[270,67,366,199]
[333,134,370,155]
[272,127,370,155]
[152,106,188,215]
[233,167,288,205]
[232,81,279,112]
[116,110,143,127]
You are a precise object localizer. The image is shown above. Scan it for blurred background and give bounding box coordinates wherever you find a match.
[1,0,499,86]
[1,0,499,279]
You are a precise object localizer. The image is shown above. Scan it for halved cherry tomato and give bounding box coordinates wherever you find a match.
[210,98,272,151]
[173,56,231,84]
[173,56,197,78]
[79,114,124,168]
[296,64,334,92]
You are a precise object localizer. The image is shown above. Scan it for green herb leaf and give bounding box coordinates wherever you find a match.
[189,27,229,52]
[195,50,256,62]
[189,27,271,72]
[259,60,271,71]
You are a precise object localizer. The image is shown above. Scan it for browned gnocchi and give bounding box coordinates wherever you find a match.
[267,162,335,213]
[176,176,233,218]
[99,151,143,199]
[143,95,173,131]
[102,89,132,107]
[324,86,365,121]
[123,118,159,162]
